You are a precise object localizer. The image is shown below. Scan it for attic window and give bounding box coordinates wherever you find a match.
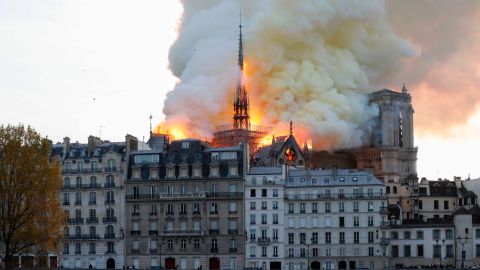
[352,177,358,181]
[339,177,345,182]
[182,142,189,149]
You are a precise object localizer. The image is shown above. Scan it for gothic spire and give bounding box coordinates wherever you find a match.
[233,11,250,130]
[238,10,244,71]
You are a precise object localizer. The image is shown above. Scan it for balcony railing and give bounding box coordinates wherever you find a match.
[205,192,243,198]
[380,221,390,228]
[89,200,96,205]
[149,230,159,236]
[131,230,141,236]
[209,229,219,235]
[285,192,386,200]
[257,237,271,246]
[67,234,100,240]
[86,217,98,224]
[62,183,101,190]
[228,229,238,235]
[229,248,237,253]
[105,167,117,172]
[104,183,116,188]
[210,248,218,253]
[102,217,118,223]
[104,200,115,205]
[160,229,204,236]
[63,201,70,206]
[67,218,84,224]
[104,233,116,239]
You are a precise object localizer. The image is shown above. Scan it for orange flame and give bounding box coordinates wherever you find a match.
[154,123,188,140]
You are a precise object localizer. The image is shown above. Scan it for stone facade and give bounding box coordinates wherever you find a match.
[245,167,286,270]
[52,135,139,269]
[125,139,248,270]
[283,168,388,270]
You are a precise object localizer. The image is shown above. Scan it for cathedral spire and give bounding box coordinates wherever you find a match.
[233,11,250,130]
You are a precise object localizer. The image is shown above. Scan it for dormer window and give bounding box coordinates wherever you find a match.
[179,165,188,178]
[352,177,358,182]
[182,142,189,149]
[228,164,238,177]
[210,164,219,178]
[133,168,141,180]
[192,164,202,178]
[166,165,175,179]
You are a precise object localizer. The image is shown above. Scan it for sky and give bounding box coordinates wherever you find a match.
[0,0,479,180]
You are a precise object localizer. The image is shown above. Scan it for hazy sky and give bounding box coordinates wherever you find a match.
[0,0,479,180]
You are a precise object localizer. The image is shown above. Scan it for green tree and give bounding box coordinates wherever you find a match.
[0,125,64,269]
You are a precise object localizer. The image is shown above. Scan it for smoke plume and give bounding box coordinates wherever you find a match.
[162,0,415,149]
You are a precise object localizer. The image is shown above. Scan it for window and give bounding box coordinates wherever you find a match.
[288,233,294,244]
[339,232,345,244]
[339,202,344,212]
[434,200,439,210]
[325,216,331,227]
[261,201,267,210]
[167,239,173,250]
[89,243,96,254]
[354,232,359,244]
[325,202,331,213]
[300,233,306,244]
[273,189,278,197]
[181,239,187,251]
[106,191,114,203]
[416,230,424,239]
[404,231,411,239]
[288,203,294,213]
[393,186,397,193]
[261,214,267,224]
[446,245,453,258]
[261,189,267,197]
[368,201,373,212]
[273,201,278,209]
[211,239,218,252]
[476,244,480,257]
[417,245,424,257]
[300,203,305,213]
[353,216,359,227]
[368,231,374,243]
[404,245,411,257]
[229,202,237,213]
[63,243,69,254]
[368,216,374,227]
[250,230,256,241]
[89,192,96,205]
[250,214,256,225]
[75,243,81,254]
[273,214,278,224]
[312,203,317,213]
[325,232,331,244]
[193,202,200,214]
[194,239,200,250]
[273,246,278,257]
[369,247,374,256]
[391,245,398,257]
[273,229,278,240]
[250,202,256,210]
[180,203,187,214]
[75,192,81,205]
[353,202,359,212]
[444,200,449,210]
[476,229,480,239]
[250,189,256,197]
[446,229,453,239]
[210,203,218,214]
[262,246,267,257]
[433,245,441,258]
[339,217,345,227]
[391,231,398,240]
[433,229,441,240]
[250,246,256,257]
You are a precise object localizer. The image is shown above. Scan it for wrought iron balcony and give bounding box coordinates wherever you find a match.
[160,229,204,236]
[67,234,100,240]
[149,230,159,236]
[104,233,116,239]
[131,230,141,236]
[86,217,99,224]
[67,218,84,224]
[380,237,390,245]
[257,237,271,246]
[105,167,117,172]
[228,229,238,235]
[285,192,386,201]
[102,217,117,223]
[104,199,115,205]
[209,229,219,235]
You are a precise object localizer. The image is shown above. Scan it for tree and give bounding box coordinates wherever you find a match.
[0,125,64,269]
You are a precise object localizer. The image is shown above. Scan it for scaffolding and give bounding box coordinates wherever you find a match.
[211,125,272,155]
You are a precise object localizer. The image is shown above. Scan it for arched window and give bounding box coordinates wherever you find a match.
[393,186,398,194]
[90,176,97,188]
[75,226,81,237]
[64,177,70,188]
[386,186,390,194]
[89,226,96,237]
[106,225,114,235]
[106,175,115,188]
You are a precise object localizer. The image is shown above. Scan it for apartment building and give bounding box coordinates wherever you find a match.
[245,166,287,270]
[284,168,388,270]
[53,135,138,269]
[125,139,248,270]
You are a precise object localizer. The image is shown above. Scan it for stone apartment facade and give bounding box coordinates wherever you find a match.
[283,168,388,270]
[52,135,139,269]
[124,139,248,270]
[245,167,286,270]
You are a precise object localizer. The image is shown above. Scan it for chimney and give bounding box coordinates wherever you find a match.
[63,137,70,159]
[125,134,138,155]
[454,176,462,188]
[332,165,338,180]
[87,135,102,157]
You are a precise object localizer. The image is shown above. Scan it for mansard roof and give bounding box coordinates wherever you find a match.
[51,141,126,160]
[286,168,383,187]
[428,180,458,197]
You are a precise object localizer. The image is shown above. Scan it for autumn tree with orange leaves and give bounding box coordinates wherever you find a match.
[0,125,64,269]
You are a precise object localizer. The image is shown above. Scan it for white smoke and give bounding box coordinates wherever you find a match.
[163,0,415,149]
